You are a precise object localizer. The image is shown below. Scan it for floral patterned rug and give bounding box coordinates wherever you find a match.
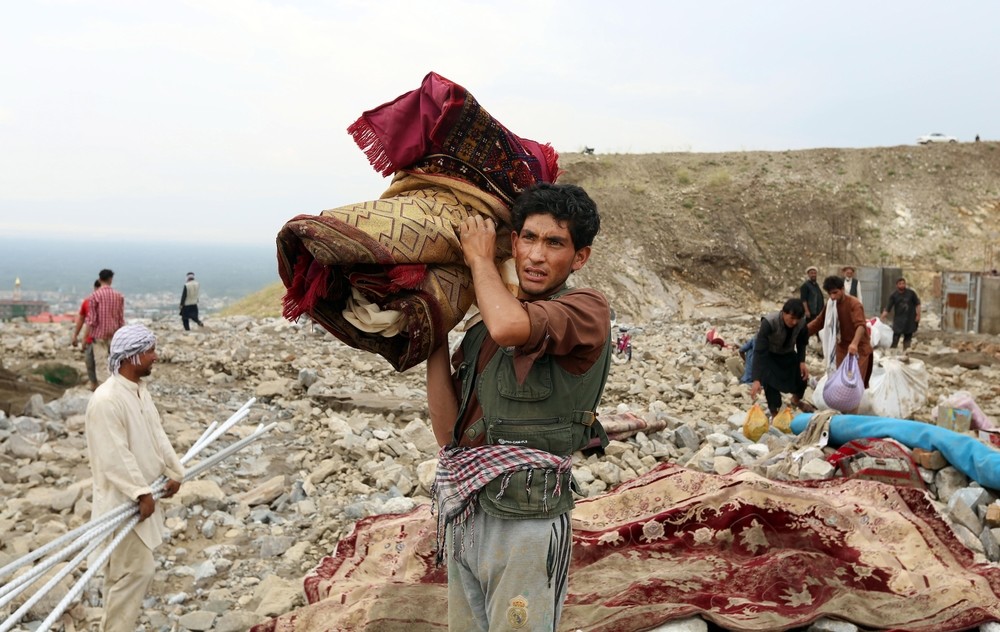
[254,463,1000,631]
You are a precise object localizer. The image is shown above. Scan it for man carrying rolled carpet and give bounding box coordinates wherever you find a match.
[427,183,611,631]
[85,323,184,632]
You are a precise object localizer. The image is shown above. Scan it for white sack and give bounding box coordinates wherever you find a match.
[867,357,928,419]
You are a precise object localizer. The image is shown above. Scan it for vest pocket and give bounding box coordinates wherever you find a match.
[480,418,575,517]
[496,350,552,401]
[487,417,572,455]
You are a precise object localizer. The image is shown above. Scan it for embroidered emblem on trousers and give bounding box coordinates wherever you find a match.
[506,595,529,628]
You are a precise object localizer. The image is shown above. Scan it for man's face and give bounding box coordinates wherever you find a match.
[896,280,907,292]
[781,312,802,328]
[512,213,590,299]
[827,288,844,302]
[843,268,854,279]
[807,269,817,281]
[134,347,157,378]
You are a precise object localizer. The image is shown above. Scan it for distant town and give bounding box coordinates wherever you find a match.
[0,277,237,323]
[0,237,277,323]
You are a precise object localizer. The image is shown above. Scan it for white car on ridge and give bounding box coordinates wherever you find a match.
[917,132,958,144]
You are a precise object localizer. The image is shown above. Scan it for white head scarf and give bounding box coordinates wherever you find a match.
[108,324,157,375]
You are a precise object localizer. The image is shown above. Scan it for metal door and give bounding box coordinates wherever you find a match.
[941,272,976,333]
[978,275,1000,335]
[857,266,881,318]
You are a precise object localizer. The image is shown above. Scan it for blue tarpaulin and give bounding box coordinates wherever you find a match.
[791,413,1000,490]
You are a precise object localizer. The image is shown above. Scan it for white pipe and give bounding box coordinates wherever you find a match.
[0,474,179,604]
[194,404,254,457]
[0,512,126,607]
[35,515,141,632]
[0,476,178,602]
[30,422,272,631]
[183,420,218,462]
[0,406,244,583]
[0,398,265,626]
[182,423,276,481]
[0,527,109,632]
[0,497,140,582]
[183,398,255,462]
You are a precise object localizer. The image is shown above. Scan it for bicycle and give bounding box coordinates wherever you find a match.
[613,327,632,362]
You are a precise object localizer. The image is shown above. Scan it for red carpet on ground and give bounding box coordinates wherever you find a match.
[254,462,1000,631]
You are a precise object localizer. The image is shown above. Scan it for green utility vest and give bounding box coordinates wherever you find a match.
[453,289,612,520]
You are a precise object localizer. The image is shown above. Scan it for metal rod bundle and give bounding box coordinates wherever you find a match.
[0,397,271,632]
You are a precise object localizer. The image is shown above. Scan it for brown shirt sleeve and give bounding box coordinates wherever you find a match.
[843,297,870,346]
[450,288,611,447]
[513,288,611,383]
[807,303,827,336]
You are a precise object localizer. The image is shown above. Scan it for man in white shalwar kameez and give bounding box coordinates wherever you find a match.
[85,324,184,632]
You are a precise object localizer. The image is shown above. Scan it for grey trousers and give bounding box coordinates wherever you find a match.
[446,505,572,632]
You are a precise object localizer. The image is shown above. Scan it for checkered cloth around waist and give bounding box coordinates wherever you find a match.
[432,444,572,563]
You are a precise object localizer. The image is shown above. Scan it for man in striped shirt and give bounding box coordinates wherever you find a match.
[86,268,126,384]
[71,279,102,390]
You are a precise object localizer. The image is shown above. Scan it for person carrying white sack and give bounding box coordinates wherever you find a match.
[85,323,184,632]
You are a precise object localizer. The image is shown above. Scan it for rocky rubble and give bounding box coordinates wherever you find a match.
[2,310,1000,631]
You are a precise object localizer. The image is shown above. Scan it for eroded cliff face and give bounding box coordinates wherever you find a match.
[563,143,1000,321]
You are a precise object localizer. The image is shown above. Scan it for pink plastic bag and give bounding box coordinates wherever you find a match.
[824,353,864,412]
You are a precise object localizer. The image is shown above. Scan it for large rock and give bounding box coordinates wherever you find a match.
[252,574,302,617]
[237,475,287,507]
[173,479,226,506]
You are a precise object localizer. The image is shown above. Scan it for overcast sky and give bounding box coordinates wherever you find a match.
[2,0,998,245]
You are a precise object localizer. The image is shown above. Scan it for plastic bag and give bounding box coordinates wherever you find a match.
[816,367,878,414]
[772,406,795,433]
[823,353,864,412]
[743,403,770,441]
[932,390,996,430]
[867,318,894,349]
[820,299,838,369]
[812,373,828,410]
[867,357,928,419]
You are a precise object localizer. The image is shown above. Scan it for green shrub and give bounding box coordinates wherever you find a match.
[706,170,731,188]
[34,363,80,386]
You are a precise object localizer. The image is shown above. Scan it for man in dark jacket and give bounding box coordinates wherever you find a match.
[842,265,862,302]
[799,266,824,322]
[179,272,204,330]
[749,299,812,417]
[881,277,921,350]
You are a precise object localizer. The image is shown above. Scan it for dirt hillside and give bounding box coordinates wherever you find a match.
[221,142,1000,324]
[5,143,1000,409]
[565,142,1000,322]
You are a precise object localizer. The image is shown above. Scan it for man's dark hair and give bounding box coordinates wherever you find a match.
[896,277,907,284]
[511,183,600,250]
[781,298,805,318]
[99,269,114,282]
[822,275,845,292]
[93,279,101,289]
